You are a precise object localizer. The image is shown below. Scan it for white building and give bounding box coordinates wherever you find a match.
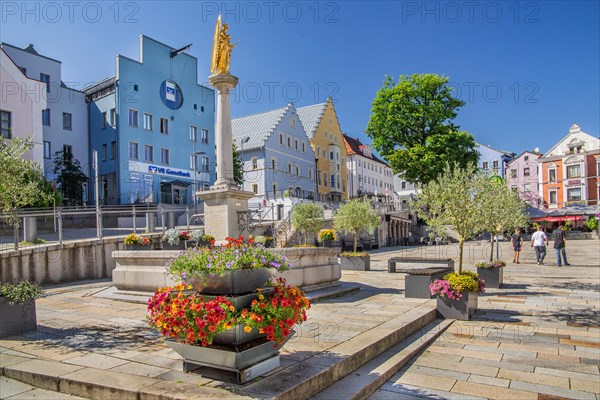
[393,175,419,210]
[0,48,46,165]
[343,135,394,200]
[1,43,88,189]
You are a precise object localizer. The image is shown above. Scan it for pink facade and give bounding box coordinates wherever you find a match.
[505,151,542,207]
[0,49,46,164]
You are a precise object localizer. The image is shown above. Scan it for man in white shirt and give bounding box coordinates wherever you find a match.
[530,225,549,265]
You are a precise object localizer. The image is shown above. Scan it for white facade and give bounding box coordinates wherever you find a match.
[1,43,88,185]
[0,48,46,165]
[393,175,419,210]
[344,136,394,200]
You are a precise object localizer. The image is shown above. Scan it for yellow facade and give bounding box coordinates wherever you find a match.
[309,99,348,203]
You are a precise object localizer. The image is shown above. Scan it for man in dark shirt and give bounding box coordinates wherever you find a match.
[511,228,524,263]
[552,224,570,267]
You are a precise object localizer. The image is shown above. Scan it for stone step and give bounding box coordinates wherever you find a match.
[310,319,453,400]
[238,302,438,400]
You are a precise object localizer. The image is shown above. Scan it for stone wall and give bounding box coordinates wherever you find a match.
[0,235,162,285]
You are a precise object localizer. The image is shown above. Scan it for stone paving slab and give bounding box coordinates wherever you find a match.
[367,240,600,400]
[1,376,86,399]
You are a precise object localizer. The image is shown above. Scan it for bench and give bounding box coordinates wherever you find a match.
[387,258,455,299]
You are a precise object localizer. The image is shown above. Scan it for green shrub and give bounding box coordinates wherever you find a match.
[443,271,481,293]
[0,281,44,304]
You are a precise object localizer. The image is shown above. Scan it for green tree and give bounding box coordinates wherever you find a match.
[412,163,487,273]
[291,203,324,245]
[366,74,479,185]
[479,178,529,261]
[334,199,380,253]
[586,216,598,232]
[53,151,87,206]
[0,137,53,229]
[232,142,244,186]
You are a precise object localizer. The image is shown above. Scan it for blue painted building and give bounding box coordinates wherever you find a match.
[476,142,515,179]
[84,36,215,205]
[232,104,316,202]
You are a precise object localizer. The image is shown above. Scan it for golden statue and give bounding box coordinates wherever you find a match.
[211,15,235,75]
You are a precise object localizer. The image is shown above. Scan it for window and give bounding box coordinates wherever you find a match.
[161,148,169,165]
[110,108,116,126]
[401,182,406,189]
[18,66,26,75]
[295,165,299,176]
[287,136,291,148]
[524,156,529,161]
[524,183,531,192]
[569,145,583,154]
[202,157,209,172]
[549,190,557,204]
[492,160,499,169]
[330,151,334,160]
[160,118,169,134]
[1,110,11,138]
[144,145,153,162]
[43,141,51,159]
[567,164,581,178]
[329,118,332,126]
[102,144,107,161]
[272,183,278,197]
[309,169,313,179]
[201,129,209,144]
[128,142,139,159]
[317,147,321,157]
[548,168,556,182]
[295,139,299,150]
[567,187,581,201]
[110,141,116,159]
[63,112,72,130]
[252,183,259,194]
[523,167,530,177]
[290,118,295,128]
[40,73,50,92]
[302,142,306,153]
[143,113,153,131]
[482,161,489,170]
[128,109,138,127]
[288,163,292,173]
[279,134,283,145]
[102,112,108,129]
[63,145,72,155]
[271,158,277,170]
[510,169,517,179]
[42,109,50,126]
[251,158,258,170]
[189,125,198,142]
[330,174,335,188]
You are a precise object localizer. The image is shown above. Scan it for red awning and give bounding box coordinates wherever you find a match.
[531,216,583,222]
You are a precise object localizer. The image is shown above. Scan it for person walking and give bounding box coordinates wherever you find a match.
[552,224,570,267]
[511,228,524,263]
[531,225,548,265]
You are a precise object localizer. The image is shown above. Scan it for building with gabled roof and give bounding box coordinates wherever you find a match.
[506,150,543,207]
[538,124,599,209]
[476,142,515,178]
[343,135,394,200]
[232,103,316,204]
[297,98,348,204]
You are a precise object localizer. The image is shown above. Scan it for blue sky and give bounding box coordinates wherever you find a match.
[2,0,598,155]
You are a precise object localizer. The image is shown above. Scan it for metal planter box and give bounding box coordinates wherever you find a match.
[436,291,478,321]
[189,268,273,295]
[160,242,187,250]
[477,267,504,289]
[405,267,454,299]
[0,298,37,339]
[212,324,264,345]
[339,255,370,271]
[124,244,155,251]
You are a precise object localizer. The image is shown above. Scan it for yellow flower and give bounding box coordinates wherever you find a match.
[244,325,252,333]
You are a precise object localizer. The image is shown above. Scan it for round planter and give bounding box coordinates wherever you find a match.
[188,268,274,295]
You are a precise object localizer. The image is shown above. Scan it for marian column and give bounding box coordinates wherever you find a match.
[198,15,253,240]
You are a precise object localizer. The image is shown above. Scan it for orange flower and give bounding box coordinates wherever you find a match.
[244,325,252,333]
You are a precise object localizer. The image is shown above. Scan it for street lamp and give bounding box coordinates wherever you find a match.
[192,151,206,208]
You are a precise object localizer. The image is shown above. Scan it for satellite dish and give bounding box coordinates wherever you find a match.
[534,147,540,153]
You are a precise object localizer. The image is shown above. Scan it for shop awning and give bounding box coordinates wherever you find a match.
[531,216,584,222]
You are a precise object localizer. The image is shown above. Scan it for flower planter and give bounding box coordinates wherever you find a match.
[339,255,370,271]
[0,298,37,339]
[212,324,264,345]
[188,268,273,295]
[436,291,478,320]
[160,242,187,251]
[166,332,294,383]
[320,240,333,248]
[477,267,503,289]
[405,267,454,299]
[125,244,154,251]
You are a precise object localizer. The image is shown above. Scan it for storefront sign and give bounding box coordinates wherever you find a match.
[567,179,581,185]
[148,165,191,178]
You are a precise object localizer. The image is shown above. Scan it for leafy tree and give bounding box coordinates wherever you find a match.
[232,142,244,186]
[366,74,479,185]
[479,177,529,261]
[585,216,598,232]
[53,151,87,206]
[412,163,488,273]
[334,199,380,253]
[0,137,53,226]
[291,203,324,245]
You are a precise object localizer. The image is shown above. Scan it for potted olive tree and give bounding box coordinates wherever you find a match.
[0,281,44,338]
[291,203,324,246]
[334,199,380,271]
[413,164,486,320]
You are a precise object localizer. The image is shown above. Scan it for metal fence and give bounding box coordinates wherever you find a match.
[0,204,205,250]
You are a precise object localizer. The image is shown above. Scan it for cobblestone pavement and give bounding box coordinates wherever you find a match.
[369,240,600,400]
